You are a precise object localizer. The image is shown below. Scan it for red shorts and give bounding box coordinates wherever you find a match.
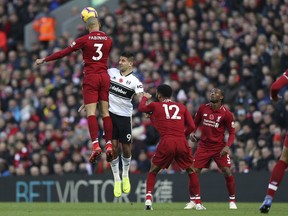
[152,137,193,170]
[193,146,232,168]
[82,73,110,104]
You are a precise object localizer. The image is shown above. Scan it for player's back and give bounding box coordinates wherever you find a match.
[149,100,188,138]
[80,31,112,75]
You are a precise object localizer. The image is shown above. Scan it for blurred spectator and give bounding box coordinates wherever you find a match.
[129,159,140,174]
[238,160,249,173]
[40,165,50,175]
[0,159,10,177]
[30,165,40,176]
[33,7,56,49]
[1,0,288,176]
[53,163,63,175]
[137,150,150,173]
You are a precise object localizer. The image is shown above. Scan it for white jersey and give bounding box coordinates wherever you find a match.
[108,68,144,117]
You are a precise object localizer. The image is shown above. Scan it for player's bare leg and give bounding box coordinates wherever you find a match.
[85,103,102,163]
[260,146,288,213]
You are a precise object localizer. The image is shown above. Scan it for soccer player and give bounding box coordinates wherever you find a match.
[187,88,237,210]
[138,84,205,211]
[260,71,288,213]
[107,52,144,197]
[35,17,113,163]
[79,52,144,197]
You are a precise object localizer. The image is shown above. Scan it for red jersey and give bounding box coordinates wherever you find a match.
[270,70,288,100]
[45,31,112,75]
[138,97,195,138]
[194,103,235,150]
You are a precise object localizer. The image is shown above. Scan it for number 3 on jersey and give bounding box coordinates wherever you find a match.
[162,104,181,119]
[92,43,103,61]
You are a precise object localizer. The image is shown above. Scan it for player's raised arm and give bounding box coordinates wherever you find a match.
[34,40,81,66]
[138,92,152,113]
[270,73,288,101]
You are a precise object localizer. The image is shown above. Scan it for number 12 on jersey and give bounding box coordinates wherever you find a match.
[162,104,181,119]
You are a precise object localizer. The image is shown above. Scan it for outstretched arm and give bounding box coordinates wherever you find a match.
[35,38,84,66]
[270,73,288,102]
[35,47,75,66]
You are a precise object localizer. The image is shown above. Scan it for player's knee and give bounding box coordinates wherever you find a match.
[149,164,160,174]
[101,112,109,118]
[222,167,232,176]
[194,168,201,174]
[186,167,194,174]
[280,149,288,163]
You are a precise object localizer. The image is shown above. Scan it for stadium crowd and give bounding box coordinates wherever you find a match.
[1,0,288,177]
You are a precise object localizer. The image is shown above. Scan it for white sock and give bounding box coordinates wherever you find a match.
[121,155,131,178]
[110,156,121,182]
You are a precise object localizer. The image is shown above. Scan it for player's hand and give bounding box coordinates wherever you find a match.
[143,92,152,99]
[270,95,282,102]
[190,133,199,142]
[220,146,229,157]
[78,104,86,112]
[35,58,45,66]
[144,112,152,118]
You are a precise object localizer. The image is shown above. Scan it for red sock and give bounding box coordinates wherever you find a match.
[103,116,112,142]
[188,172,201,204]
[146,172,157,200]
[225,175,236,201]
[267,160,288,198]
[87,115,98,142]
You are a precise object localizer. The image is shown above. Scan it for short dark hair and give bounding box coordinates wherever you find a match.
[120,51,134,62]
[218,88,225,98]
[157,84,172,98]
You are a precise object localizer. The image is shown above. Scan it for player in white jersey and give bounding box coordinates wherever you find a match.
[79,52,143,197]
[108,52,143,198]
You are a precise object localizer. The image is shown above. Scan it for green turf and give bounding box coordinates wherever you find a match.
[0,202,286,216]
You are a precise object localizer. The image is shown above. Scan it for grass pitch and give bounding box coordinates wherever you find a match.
[0,202,287,216]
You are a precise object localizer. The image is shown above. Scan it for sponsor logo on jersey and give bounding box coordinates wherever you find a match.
[111,85,127,94]
[110,81,135,99]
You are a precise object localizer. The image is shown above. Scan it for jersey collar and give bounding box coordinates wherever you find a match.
[120,71,133,77]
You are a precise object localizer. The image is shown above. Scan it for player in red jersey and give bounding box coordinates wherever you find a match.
[138,84,206,211]
[260,71,288,213]
[188,88,237,210]
[35,17,113,163]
